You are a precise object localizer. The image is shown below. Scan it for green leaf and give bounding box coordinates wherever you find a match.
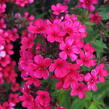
[93,80,109,100]
[81,66,92,71]
[92,40,107,57]
[57,90,72,109]
[71,98,88,109]
[85,22,95,26]
[99,5,109,20]
[84,27,97,43]
[88,102,98,109]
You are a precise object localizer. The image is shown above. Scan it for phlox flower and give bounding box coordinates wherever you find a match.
[8,93,20,105]
[59,37,80,61]
[11,82,20,92]
[21,35,34,50]
[92,64,108,82]
[32,55,52,79]
[49,58,69,78]
[0,45,6,59]
[76,51,96,67]
[14,0,34,7]
[20,94,34,108]
[2,102,14,109]
[84,43,95,53]
[0,18,6,29]
[0,3,6,14]
[3,29,19,42]
[24,77,41,87]
[35,90,51,107]
[51,3,68,15]
[2,61,17,83]
[46,24,65,43]
[0,55,10,67]
[62,17,87,38]
[62,64,82,89]
[85,73,98,91]
[28,19,46,34]
[78,0,98,12]
[71,82,87,99]
[89,12,102,24]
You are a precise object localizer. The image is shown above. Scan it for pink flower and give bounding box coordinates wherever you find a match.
[24,77,41,87]
[56,80,64,90]
[0,3,6,14]
[71,82,87,99]
[23,12,34,21]
[76,51,96,67]
[2,102,14,109]
[0,18,6,29]
[62,17,87,38]
[62,64,82,89]
[85,73,98,91]
[14,0,34,7]
[49,58,69,78]
[20,84,31,94]
[51,3,68,15]
[92,64,108,82]
[21,35,34,50]
[2,61,17,84]
[90,12,102,24]
[0,105,3,109]
[20,94,34,108]
[32,55,52,79]
[28,19,46,34]
[3,29,19,42]
[11,83,19,92]
[8,93,20,105]
[46,24,65,43]
[59,37,80,60]
[78,0,98,12]
[84,43,95,53]
[0,45,6,59]
[0,55,11,67]
[35,90,51,107]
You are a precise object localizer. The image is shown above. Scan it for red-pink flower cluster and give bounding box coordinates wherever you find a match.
[0,0,34,10]
[0,29,20,108]
[18,3,108,100]
[20,90,52,109]
[78,0,98,12]
[0,1,108,109]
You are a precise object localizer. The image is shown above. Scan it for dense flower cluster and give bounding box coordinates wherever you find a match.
[19,3,108,100]
[78,0,98,12]
[0,29,20,108]
[0,0,34,10]
[0,0,108,109]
